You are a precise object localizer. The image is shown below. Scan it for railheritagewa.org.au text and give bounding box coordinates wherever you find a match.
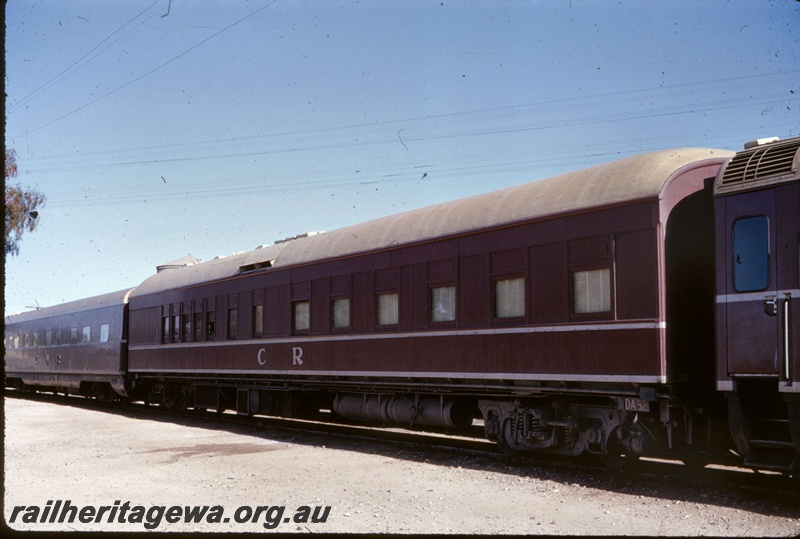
[8,500,331,530]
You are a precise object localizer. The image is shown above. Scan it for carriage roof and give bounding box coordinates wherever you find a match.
[131,148,732,298]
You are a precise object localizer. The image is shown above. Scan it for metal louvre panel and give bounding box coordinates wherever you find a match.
[719,137,800,187]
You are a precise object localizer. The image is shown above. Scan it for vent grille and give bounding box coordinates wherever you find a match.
[721,138,800,186]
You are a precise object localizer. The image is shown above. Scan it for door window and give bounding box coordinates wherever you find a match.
[732,216,769,292]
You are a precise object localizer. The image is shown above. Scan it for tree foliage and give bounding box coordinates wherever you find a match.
[5,149,46,256]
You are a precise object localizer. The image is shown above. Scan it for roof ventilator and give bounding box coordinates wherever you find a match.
[721,137,800,186]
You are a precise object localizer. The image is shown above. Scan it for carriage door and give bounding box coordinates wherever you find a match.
[724,189,779,375]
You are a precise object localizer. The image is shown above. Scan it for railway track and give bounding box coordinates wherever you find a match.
[6,389,798,500]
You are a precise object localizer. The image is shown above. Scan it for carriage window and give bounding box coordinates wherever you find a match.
[377,292,399,326]
[573,268,611,314]
[173,315,180,342]
[206,310,216,337]
[293,301,310,333]
[46,330,53,346]
[495,277,525,318]
[227,308,238,339]
[182,315,191,342]
[332,298,350,329]
[82,326,91,344]
[100,324,110,343]
[33,332,40,347]
[733,216,769,292]
[431,286,456,322]
[253,304,264,338]
[161,317,169,343]
[194,313,203,341]
[70,327,78,345]
[55,329,62,345]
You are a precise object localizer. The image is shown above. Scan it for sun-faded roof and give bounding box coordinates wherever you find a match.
[132,251,252,298]
[6,288,136,324]
[130,148,732,298]
[276,148,731,268]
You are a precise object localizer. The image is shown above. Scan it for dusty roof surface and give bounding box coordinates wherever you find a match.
[130,148,732,298]
[6,288,136,323]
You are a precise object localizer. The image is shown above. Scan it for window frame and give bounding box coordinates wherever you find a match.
[376,291,400,327]
[194,312,203,341]
[732,215,770,293]
[206,309,216,338]
[162,316,170,343]
[100,324,110,343]
[179,314,189,342]
[227,307,238,340]
[172,314,180,342]
[331,297,351,331]
[493,275,527,321]
[293,300,310,334]
[253,303,264,338]
[430,284,457,325]
[570,265,613,318]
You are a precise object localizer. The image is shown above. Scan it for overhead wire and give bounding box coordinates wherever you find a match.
[10,0,280,140]
[7,3,796,209]
[20,72,798,176]
[8,0,164,114]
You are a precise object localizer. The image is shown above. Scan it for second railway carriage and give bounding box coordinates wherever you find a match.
[125,147,734,462]
[4,288,134,401]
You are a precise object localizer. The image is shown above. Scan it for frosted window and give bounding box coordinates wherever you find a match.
[573,268,611,314]
[377,293,399,325]
[294,301,310,332]
[332,298,350,329]
[431,286,456,322]
[495,277,525,318]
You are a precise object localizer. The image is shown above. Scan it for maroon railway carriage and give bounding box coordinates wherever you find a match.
[4,288,134,401]
[713,136,800,471]
[126,147,734,462]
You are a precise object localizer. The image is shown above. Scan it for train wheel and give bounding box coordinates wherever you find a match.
[95,384,115,403]
[495,419,521,456]
[599,426,640,470]
[162,385,186,411]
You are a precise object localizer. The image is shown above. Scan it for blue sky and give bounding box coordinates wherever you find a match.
[5,0,799,315]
